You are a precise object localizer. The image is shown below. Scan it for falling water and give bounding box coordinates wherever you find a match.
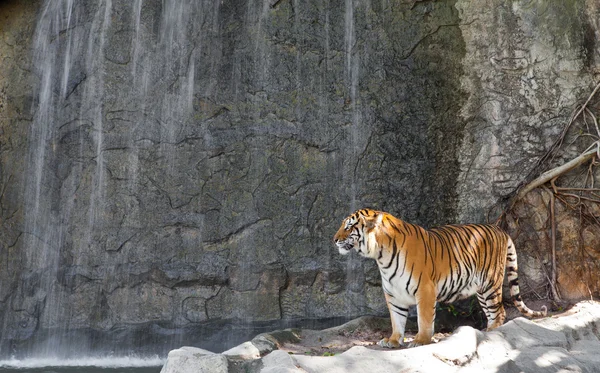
[345,0,361,213]
[4,0,382,366]
[85,0,111,251]
[20,0,82,353]
[342,0,368,318]
[13,0,200,362]
[158,1,197,147]
[18,0,119,358]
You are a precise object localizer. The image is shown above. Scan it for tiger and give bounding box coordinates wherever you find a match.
[333,208,547,348]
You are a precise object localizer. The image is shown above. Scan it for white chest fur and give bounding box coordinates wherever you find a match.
[378,253,417,306]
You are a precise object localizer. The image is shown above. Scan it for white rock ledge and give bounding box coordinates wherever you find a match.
[161,301,600,373]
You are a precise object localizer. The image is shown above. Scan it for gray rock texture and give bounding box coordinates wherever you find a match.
[1,0,600,357]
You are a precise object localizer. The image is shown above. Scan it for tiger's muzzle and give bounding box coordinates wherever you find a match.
[335,239,353,255]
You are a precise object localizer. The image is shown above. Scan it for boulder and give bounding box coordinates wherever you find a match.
[260,350,303,373]
[160,346,228,373]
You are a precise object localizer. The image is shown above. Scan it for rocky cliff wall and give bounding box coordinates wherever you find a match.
[0,0,599,356]
[0,0,42,350]
[457,0,600,301]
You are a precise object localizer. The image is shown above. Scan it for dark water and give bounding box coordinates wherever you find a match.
[0,368,160,373]
[0,317,358,373]
[0,358,162,373]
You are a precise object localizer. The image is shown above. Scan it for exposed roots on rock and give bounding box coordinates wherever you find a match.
[499,81,600,304]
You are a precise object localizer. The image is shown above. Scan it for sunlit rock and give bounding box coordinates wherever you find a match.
[222,341,260,360]
[160,347,227,373]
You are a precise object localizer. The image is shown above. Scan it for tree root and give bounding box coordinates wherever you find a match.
[513,143,599,207]
[501,82,600,302]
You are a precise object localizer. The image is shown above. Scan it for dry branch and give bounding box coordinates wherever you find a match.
[514,143,599,204]
[526,82,600,178]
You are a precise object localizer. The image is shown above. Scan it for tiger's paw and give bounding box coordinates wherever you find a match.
[377,337,402,348]
[408,335,432,348]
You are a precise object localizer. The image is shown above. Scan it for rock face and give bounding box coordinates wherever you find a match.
[0,0,599,357]
[456,0,600,301]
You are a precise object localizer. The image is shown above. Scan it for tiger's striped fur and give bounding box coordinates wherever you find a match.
[333,208,547,348]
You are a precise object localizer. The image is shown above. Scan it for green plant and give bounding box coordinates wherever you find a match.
[446,304,458,317]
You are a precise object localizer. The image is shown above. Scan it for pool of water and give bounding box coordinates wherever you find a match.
[0,357,163,373]
[0,317,361,373]
[0,368,160,373]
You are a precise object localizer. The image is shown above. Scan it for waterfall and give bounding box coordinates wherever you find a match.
[345,0,361,213]
[3,0,404,362]
[13,0,201,358]
[342,0,367,318]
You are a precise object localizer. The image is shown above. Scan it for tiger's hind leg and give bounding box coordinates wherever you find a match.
[476,293,492,325]
[476,283,506,331]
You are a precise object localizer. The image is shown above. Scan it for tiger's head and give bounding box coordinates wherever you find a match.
[333,209,381,258]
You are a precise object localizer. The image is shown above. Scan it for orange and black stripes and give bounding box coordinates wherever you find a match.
[333,208,547,347]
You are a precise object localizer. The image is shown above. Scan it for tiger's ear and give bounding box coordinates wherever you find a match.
[362,212,382,231]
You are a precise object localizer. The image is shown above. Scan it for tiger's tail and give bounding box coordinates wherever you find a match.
[506,238,547,318]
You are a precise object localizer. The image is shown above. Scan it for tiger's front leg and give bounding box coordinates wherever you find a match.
[410,285,436,347]
[378,293,408,348]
